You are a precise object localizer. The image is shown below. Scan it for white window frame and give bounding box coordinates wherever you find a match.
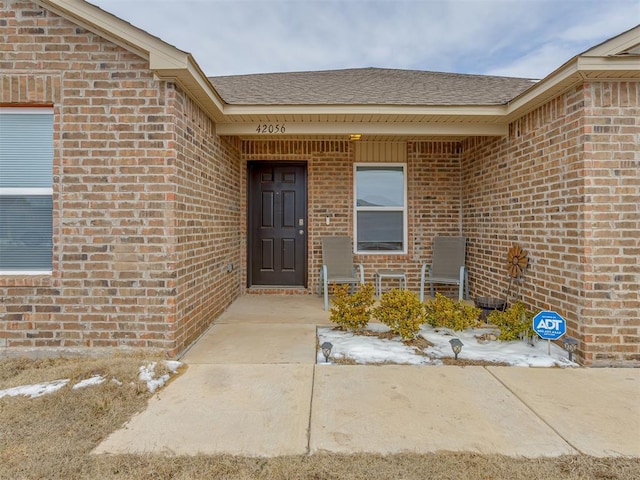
[0,107,53,275]
[353,162,408,254]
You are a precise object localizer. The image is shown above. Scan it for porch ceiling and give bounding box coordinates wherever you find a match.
[215,107,509,138]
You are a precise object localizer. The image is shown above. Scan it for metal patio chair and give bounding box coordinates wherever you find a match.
[420,236,469,302]
[319,236,365,310]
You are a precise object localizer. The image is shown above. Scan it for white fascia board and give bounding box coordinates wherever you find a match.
[36,0,150,59]
[577,56,640,72]
[506,53,640,120]
[222,104,507,117]
[216,122,507,137]
[582,25,640,56]
[37,0,226,119]
[506,61,582,117]
[38,0,190,69]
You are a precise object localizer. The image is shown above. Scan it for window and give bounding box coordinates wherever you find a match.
[354,164,407,253]
[0,108,53,273]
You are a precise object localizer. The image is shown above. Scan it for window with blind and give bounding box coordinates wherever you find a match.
[0,108,53,273]
[354,164,407,254]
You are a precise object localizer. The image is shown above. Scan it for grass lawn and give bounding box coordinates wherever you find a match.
[1,355,638,480]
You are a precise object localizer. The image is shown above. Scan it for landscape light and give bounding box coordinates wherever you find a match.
[449,338,464,360]
[563,336,579,362]
[321,342,333,362]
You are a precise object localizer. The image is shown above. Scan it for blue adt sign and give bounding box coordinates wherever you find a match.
[533,311,566,340]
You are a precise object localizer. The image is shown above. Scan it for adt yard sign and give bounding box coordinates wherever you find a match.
[533,311,566,340]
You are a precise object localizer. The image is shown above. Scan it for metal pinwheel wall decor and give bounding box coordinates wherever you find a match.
[506,245,529,278]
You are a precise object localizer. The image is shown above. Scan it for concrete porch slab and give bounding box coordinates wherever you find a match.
[487,367,640,457]
[94,364,313,456]
[309,365,577,457]
[218,294,330,324]
[183,323,317,364]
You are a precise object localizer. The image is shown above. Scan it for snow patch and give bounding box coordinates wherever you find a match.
[317,324,578,367]
[72,375,106,390]
[0,360,184,400]
[0,379,69,399]
[139,360,183,393]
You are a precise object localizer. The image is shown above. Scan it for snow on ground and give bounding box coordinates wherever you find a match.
[317,323,578,367]
[139,360,182,393]
[0,360,183,400]
[72,375,106,390]
[0,379,69,399]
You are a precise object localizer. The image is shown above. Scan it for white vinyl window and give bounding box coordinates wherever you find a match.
[354,163,407,254]
[0,108,53,274]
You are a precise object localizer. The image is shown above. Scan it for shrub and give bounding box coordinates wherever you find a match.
[373,289,426,340]
[329,283,375,332]
[487,302,535,341]
[424,293,481,331]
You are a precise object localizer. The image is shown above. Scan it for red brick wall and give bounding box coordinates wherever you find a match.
[461,82,639,366]
[2,3,637,365]
[241,140,463,294]
[0,1,243,355]
[170,92,242,354]
[580,81,640,365]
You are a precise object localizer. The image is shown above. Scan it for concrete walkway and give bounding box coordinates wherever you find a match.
[95,295,640,458]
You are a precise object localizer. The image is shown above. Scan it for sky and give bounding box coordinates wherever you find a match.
[88,0,639,79]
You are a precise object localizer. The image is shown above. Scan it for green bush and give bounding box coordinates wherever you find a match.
[329,283,375,332]
[424,293,481,331]
[487,302,535,341]
[373,289,426,340]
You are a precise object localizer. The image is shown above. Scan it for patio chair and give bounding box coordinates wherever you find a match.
[319,236,365,311]
[420,236,469,302]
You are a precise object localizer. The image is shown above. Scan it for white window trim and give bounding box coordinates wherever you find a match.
[0,107,54,276]
[0,271,52,276]
[0,107,53,114]
[353,162,408,255]
[0,187,52,195]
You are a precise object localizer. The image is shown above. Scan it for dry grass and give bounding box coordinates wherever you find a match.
[1,356,639,480]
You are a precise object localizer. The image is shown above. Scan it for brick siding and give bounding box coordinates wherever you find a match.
[462,83,639,366]
[170,93,242,353]
[0,1,242,355]
[581,81,639,365]
[241,140,463,296]
[2,2,637,365]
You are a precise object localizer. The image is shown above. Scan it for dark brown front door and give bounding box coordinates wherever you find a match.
[248,162,307,287]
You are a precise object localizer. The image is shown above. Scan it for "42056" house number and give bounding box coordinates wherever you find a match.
[256,124,286,134]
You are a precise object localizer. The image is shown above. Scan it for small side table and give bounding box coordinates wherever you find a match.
[375,269,407,296]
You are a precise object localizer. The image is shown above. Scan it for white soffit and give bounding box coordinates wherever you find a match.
[34,2,640,132]
[36,0,227,121]
[217,122,507,137]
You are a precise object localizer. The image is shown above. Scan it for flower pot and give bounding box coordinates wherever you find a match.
[474,297,507,323]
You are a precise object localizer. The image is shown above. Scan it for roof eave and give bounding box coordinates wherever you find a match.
[35,0,227,121]
[31,2,640,133]
[505,54,640,122]
[222,103,508,116]
[505,25,640,121]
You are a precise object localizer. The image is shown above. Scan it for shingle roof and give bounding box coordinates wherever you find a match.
[208,68,537,106]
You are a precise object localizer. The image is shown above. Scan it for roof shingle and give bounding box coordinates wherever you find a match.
[208,67,537,106]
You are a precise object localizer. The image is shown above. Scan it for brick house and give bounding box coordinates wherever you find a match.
[1,0,638,366]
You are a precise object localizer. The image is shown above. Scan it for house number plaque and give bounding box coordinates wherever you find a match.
[255,124,286,134]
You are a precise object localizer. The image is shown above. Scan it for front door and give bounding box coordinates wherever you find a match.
[248,162,307,287]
